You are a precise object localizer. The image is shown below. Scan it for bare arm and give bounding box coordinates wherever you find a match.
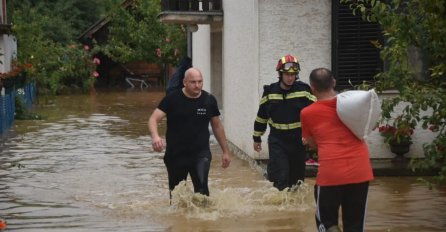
[210,116,231,168]
[148,108,166,152]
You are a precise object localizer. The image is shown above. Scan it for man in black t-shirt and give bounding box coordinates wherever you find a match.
[148,67,231,197]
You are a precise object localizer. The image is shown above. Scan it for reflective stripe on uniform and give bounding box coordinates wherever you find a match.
[286,91,317,101]
[253,131,265,137]
[267,94,283,100]
[259,96,268,105]
[268,120,301,130]
[260,91,316,103]
[255,116,268,124]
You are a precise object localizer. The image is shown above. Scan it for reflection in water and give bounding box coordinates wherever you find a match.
[0,89,445,231]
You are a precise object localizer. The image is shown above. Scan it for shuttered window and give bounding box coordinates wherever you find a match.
[332,2,382,90]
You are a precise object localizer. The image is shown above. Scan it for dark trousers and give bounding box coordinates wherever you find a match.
[314,182,370,232]
[165,150,212,196]
[267,135,306,190]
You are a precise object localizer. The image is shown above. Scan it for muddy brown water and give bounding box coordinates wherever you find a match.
[0,89,445,231]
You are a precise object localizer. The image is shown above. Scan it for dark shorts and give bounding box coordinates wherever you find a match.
[314,182,370,232]
[164,149,212,196]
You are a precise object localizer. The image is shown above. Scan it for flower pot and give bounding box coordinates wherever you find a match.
[389,141,411,163]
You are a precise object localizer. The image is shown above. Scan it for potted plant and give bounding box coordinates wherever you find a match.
[378,115,415,162]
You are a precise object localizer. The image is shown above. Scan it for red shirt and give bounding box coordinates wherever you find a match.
[301,97,374,186]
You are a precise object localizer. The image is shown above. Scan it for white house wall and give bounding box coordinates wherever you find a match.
[256,0,331,159]
[258,0,331,88]
[220,0,261,158]
[367,97,436,158]
[218,0,332,160]
[210,31,223,109]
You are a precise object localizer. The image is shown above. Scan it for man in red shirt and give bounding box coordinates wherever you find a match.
[301,68,374,232]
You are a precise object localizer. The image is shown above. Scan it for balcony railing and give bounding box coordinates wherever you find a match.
[0,23,11,34]
[159,0,223,25]
[161,0,222,12]
[0,3,12,34]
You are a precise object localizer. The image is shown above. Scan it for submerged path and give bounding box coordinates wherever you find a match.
[0,90,445,231]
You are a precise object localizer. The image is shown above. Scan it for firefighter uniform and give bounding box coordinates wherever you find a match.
[253,79,316,190]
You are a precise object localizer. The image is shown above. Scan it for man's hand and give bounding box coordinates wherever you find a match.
[253,142,262,152]
[221,152,231,168]
[151,136,165,152]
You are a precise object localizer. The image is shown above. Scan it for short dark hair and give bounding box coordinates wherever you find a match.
[309,68,334,91]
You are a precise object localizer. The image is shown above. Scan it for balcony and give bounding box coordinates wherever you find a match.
[0,23,12,34]
[159,0,223,25]
[0,5,12,34]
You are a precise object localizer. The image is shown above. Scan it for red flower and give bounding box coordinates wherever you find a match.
[429,125,439,132]
[92,71,99,78]
[93,57,101,65]
[378,123,413,144]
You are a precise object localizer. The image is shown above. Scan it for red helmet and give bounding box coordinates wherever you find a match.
[276,54,300,73]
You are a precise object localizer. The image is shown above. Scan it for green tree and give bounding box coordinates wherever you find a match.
[99,0,186,85]
[12,1,99,94]
[340,0,446,184]
[12,0,121,43]
[11,0,121,94]
[11,0,185,93]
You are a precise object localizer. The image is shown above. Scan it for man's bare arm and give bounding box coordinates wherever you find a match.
[210,116,231,168]
[148,108,166,152]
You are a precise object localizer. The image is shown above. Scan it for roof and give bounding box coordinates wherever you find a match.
[77,0,134,41]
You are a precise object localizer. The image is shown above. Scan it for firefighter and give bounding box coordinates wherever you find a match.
[253,54,316,190]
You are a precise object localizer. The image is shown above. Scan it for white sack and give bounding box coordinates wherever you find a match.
[336,89,381,140]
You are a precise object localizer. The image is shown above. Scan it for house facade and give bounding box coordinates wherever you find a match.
[160,0,434,161]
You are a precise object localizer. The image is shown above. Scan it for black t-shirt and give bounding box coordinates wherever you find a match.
[158,89,220,160]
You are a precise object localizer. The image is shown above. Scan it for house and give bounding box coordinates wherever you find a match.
[159,0,434,161]
[78,0,164,88]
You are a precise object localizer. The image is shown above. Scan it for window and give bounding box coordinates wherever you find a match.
[332,2,382,90]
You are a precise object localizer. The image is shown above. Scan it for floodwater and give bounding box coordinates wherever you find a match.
[0,89,445,232]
